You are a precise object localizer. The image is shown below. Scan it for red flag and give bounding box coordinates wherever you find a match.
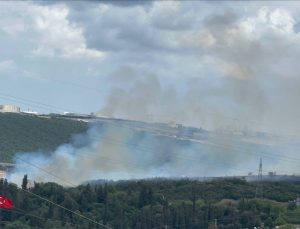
[0,195,13,209]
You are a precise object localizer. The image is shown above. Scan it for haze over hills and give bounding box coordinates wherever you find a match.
[2,112,299,186]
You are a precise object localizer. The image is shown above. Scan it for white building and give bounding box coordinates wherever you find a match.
[22,110,38,115]
[0,104,20,113]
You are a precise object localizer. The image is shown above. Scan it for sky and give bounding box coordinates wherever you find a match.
[2,1,300,134]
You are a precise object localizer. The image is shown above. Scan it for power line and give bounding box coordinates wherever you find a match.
[2,89,300,138]
[5,148,296,229]
[74,121,300,169]
[12,147,256,186]
[0,92,65,113]
[2,88,300,147]
[10,123,300,188]
[4,117,299,194]
[17,186,112,229]
[4,130,299,228]
[0,190,94,227]
[14,150,257,187]
[15,156,77,187]
[1,91,300,227]
[8,153,251,229]
[82,132,300,174]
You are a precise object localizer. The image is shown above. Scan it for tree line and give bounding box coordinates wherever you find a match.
[0,177,299,228]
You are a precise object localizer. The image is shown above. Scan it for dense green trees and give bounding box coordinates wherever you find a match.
[0,113,87,162]
[0,178,299,228]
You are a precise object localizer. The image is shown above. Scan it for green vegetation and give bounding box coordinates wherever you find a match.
[0,113,299,228]
[0,113,88,162]
[0,178,299,228]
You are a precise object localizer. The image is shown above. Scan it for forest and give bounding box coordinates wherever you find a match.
[0,178,299,229]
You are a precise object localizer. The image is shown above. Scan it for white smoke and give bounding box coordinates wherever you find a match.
[8,120,300,186]
[5,122,255,186]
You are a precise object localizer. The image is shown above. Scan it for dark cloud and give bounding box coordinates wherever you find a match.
[65,1,185,57]
[204,10,237,29]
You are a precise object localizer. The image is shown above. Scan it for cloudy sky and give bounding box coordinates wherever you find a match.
[1,1,300,134]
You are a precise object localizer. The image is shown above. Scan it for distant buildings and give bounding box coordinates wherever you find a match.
[0,104,20,113]
[0,104,40,115]
[22,110,39,115]
[296,198,300,206]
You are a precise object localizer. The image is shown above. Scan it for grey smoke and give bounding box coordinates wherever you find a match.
[99,8,300,136]
[7,7,300,186]
[8,121,299,186]
[98,66,269,134]
[7,121,265,186]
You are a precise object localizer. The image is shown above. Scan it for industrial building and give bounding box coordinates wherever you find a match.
[0,104,20,113]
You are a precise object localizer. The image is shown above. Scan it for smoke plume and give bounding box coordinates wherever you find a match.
[7,7,300,186]
[8,120,299,186]
[5,123,236,186]
[99,8,300,136]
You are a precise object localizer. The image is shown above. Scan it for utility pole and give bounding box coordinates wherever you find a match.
[255,157,263,198]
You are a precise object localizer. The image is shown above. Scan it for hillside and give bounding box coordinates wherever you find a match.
[0,113,88,162]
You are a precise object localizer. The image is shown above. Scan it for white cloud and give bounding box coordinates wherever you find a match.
[239,7,297,39]
[184,7,300,80]
[269,8,295,34]
[0,19,26,36]
[0,2,27,36]
[30,4,105,60]
[0,2,105,60]
[0,60,17,73]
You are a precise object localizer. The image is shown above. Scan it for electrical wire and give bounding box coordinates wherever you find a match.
[17,186,112,229]
[2,91,300,228]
